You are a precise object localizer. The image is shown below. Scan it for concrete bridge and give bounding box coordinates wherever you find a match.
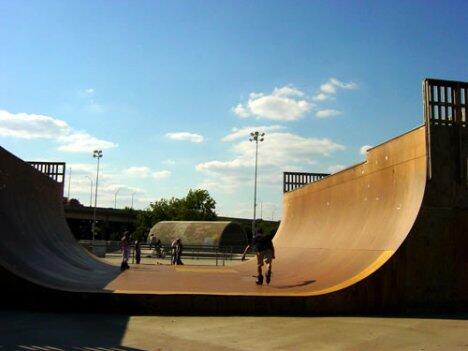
[64,205,137,224]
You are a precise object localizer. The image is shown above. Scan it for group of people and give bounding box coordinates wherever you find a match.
[119,232,185,270]
[119,227,276,285]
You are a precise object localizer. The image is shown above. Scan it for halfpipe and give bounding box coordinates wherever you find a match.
[0,79,466,314]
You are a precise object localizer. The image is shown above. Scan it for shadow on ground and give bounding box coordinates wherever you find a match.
[0,310,142,350]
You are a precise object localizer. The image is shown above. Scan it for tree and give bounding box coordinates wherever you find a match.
[179,189,217,220]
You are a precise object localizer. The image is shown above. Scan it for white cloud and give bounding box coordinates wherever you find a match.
[85,88,94,94]
[327,164,346,173]
[272,86,304,97]
[152,170,171,180]
[163,159,176,166]
[233,85,313,121]
[197,131,345,193]
[233,104,250,118]
[319,82,338,95]
[320,78,357,95]
[330,78,357,90]
[0,110,117,153]
[312,93,334,102]
[222,125,285,142]
[315,109,342,119]
[165,132,204,143]
[125,166,152,177]
[313,78,357,101]
[0,110,69,139]
[57,132,117,152]
[360,145,373,155]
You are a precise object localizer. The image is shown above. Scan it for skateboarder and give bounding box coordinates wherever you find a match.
[120,232,131,271]
[242,228,275,285]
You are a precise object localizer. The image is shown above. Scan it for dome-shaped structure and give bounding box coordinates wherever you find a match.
[148,221,247,247]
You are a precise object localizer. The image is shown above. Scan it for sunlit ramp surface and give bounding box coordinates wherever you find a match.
[0,79,466,314]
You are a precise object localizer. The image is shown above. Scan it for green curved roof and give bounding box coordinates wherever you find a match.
[148,221,247,247]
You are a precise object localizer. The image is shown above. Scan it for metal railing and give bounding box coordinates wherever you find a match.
[27,161,66,183]
[80,241,250,266]
[283,171,329,192]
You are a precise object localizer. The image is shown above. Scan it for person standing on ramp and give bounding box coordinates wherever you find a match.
[171,238,184,265]
[120,232,131,271]
[242,228,275,285]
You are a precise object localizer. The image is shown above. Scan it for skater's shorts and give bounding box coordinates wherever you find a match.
[257,249,274,266]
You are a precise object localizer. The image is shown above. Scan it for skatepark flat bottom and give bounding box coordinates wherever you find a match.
[105,247,392,296]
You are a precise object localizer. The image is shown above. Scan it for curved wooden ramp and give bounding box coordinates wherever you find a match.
[0,122,466,314]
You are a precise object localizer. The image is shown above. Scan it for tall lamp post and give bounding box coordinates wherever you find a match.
[114,188,122,209]
[249,131,265,237]
[85,175,93,207]
[67,167,72,200]
[92,150,103,243]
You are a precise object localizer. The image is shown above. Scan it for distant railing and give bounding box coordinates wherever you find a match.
[423,79,467,128]
[283,171,329,193]
[27,161,66,195]
[80,241,249,266]
[27,161,66,183]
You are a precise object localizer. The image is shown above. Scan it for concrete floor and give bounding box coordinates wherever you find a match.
[0,310,466,350]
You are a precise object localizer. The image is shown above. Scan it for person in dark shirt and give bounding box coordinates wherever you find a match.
[241,228,275,285]
[171,238,184,265]
[134,239,141,264]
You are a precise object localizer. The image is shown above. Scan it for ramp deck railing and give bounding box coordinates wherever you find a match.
[283,171,329,193]
[423,79,467,128]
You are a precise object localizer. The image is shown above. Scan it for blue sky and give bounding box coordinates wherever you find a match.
[0,0,466,219]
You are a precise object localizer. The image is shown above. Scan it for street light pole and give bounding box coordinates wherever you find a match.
[114,188,122,209]
[92,150,103,243]
[67,167,72,200]
[85,176,93,207]
[249,131,265,237]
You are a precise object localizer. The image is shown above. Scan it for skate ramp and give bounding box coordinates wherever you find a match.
[0,147,120,292]
[0,126,426,296]
[0,78,466,313]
